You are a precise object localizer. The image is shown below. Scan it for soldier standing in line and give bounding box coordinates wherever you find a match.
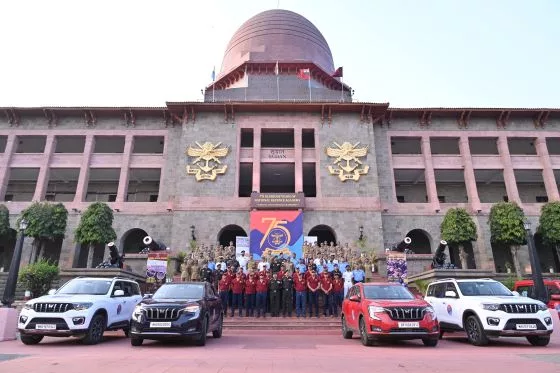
[200,260,213,284]
[244,271,257,317]
[230,272,245,317]
[332,273,344,317]
[269,272,282,317]
[320,269,333,317]
[217,272,231,317]
[294,269,307,318]
[214,263,224,291]
[306,269,320,318]
[180,258,190,282]
[281,272,294,317]
[255,274,269,318]
[189,260,200,281]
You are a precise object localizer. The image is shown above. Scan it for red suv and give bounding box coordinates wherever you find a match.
[513,279,560,312]
[341,282,439,347]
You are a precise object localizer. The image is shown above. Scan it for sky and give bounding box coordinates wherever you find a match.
[1,0,559,108]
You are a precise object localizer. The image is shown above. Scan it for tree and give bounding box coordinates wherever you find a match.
[75,202,117,268]
[0,204,11,238]
[17,202,68,263]
[488,202,526,277]
[440,208,478,269]
[537,201,560,269]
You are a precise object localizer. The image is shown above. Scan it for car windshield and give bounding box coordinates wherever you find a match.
[57,279,112,295]
[363,285,414,300]
[457,281,513,296]
[153,284,204,300]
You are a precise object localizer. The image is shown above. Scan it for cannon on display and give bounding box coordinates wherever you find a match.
[395,237,412,252]
[95,242,125,269]
[139,236,167,254]
[431,240,448,269]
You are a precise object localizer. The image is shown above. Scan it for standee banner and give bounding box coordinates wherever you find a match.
[386,253,407,284]
[235,236,250,256]
[250,210,303,259]
[146,252,168,283]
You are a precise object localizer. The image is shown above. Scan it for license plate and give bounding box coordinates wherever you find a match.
[516,324,537,330]
[398,322,420,328]
[35,324,57,330]
[150,322,172,328]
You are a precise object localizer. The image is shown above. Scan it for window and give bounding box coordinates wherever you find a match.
[240,129,254,148]
[438,196,446,203]
[445,283,458,297]
[547,285,560,296]
[396,196,405,203]
[427,285,435,297]
[503,196,509,202]
[516,286,532,298]
[149,194,158,202]
[433,283,446,298]
[4,194,13,202]
[108,194,117,202]
[536,196,549,203]
[302,129,315,148]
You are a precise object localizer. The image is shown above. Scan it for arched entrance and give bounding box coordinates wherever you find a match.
[405,229,432,254]
[534,233,560,273]
[0,229,17,272]
[217,225,247,247]
[308,225,336,246]
[122,228,149,254]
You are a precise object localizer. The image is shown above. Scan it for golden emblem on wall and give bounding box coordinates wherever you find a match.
[185,141,230,181]
[325,141,369,182]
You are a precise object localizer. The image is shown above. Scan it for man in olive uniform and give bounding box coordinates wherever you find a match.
[281,272,294,317]
[270,256,282,274]
[200,260,213,283]
[269,272,282,317]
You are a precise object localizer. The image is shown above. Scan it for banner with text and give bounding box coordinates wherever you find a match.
[146,252,169,284]
[235,236,250,256]
[250,210,303,259]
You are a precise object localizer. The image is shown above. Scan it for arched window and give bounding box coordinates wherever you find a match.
[217,225,247,247]
[121,228,149,254]
[405,229,432,254]
[308,225,336,246]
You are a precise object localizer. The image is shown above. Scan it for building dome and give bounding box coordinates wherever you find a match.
[220,9,335,75]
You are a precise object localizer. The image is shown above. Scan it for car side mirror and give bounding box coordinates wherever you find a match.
[444,290,457,298]
[48,289,57,295]
[349,295,360,302]
[511,291,520,297]
[113,289,125,297]
[550,294,560,301]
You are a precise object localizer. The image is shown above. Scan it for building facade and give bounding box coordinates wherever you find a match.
[0,9,559,275]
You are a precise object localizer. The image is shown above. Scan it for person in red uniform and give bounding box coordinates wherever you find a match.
[332,273,344,317]
[217,273,231,317]
[320,271,333,317]
[230,272,245,317]
[306,270,320,318]
[294,269,307,318]
[255,274,269,318]
[224,266,235,310]
[245,272,257,317]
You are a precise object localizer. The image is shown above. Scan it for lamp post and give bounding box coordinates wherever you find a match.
[523,220,548,304]
[190,225,196,241]
[1,219,28,307]
[359,225,364,241]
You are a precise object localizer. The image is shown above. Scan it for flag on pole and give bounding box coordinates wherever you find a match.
[297,68,311,80]
[274,61,279,76]
[211,67,216,81]
[332,66,343,78]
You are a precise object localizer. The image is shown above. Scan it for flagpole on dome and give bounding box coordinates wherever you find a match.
[211,66,216,103]
[275,61,280,101]
[308,68,312,102]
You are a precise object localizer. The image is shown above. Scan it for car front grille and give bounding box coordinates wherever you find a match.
[26,317,69,330]
[33,303,73,313]
[503,318,546,331]
[384,307,425,321]
[144,307,182,321]
[499,304,539,314]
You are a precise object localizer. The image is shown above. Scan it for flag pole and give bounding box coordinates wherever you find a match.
[276,61,280,101]
[212,66,216,103]
[341,76,344,102]
[308,70,312,102]
[244,64,248,101]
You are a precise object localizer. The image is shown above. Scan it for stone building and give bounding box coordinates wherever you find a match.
[0,9,559,276]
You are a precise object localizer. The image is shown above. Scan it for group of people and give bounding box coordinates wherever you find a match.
[179,240,376,318]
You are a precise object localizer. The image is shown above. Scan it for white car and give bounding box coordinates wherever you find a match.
[425,278,553,346]
[18,277,142,345]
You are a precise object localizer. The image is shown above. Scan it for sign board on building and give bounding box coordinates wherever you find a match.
[250,210,303,259]
[250,192,305,210]
[261,149,294,160]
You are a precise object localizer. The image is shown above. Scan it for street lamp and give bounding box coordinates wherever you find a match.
[523,220,548,304]
[1,219,28,307]
[359,225,364,241]
[190,225,196,241]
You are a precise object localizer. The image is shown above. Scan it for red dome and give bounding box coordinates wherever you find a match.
[220,9,335,75]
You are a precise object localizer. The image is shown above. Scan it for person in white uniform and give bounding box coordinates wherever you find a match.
[342,266,354,297]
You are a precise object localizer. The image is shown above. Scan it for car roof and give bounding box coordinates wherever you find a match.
[361,282,403,286]
[515,279,559,285]
[429,278,497,284]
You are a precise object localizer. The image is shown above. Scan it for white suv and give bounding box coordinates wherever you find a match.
[18,277,142,345]
[425,278,553,346]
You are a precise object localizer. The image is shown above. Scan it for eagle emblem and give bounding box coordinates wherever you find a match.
[186,141,230,181]
[325,141,369,181]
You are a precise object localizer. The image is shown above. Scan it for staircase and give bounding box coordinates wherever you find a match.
[223,315,340,334]
[0,272,26,302]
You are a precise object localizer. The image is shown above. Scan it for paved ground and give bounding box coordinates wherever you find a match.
[1,314,559,373]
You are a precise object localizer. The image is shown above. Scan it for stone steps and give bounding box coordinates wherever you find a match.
[223,316,341,331]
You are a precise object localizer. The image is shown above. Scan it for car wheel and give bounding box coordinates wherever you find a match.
[212,314,223,338]
[439,330,444,340]
[465,315,488,346]
[526,336,550,346]
[195,317,208,346]
[359,317,373,346]
[82,314,106,345]
[130,337,143,346]
[422,338,438,347]
[123,328,130,337]
[20,335,43,345]
[341,315,353,339]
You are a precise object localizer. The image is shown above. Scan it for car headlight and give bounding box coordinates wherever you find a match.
[132,306,144,322]
[368,306,385,320]
[23,302,33,310]
[537,303,548,311]
[424,306,436,318]
[183,305,200,313]
[72,302,93,311]
[482,303,500,311]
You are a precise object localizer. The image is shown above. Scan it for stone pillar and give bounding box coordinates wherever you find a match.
[421,136,440,211]
[33,135,56,201]
[0,134,17,200]
[116,134,134,203]
[459,136,481,211]
[74,135,95,202]
[535,137,559,201]
[252,128,261,192]
[497,136,520,204]
[294,127,303,193]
